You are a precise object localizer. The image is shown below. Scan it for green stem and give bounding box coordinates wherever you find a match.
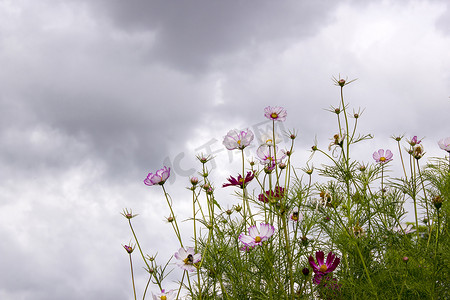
[129,254,137,300]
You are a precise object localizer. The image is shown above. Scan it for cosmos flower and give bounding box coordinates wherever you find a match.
[258,130,282,146]
[256,144,286,165]
[409,136,422,146]
[174,247,201,272]
[222,171,255,189]
[308,251,340,285]
[258,186,285,203]
[144,167,171,186]
[264,106,287,121]
[223,129,254,150]
[239,223,275,247]
[290,208,303,222]
[438,137,450,152]
[412,144,425,160]
[123,244,134,254]
[372,149,393,164]
[152,289,176,300]
[392,223,416,235]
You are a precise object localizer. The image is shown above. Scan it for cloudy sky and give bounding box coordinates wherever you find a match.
[0,0,449,299]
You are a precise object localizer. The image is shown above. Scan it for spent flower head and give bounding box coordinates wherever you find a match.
[144,166,171,186]
[264,106,287,121]
[121,208,138,219]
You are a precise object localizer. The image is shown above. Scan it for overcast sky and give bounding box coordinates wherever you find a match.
[0,0,449,299]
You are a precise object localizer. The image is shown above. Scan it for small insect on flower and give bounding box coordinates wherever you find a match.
[373,149,393,164]
[174,247,201,272]
[144,167,171,186]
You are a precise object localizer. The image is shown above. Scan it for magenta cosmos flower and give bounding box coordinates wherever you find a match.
[256,144,286,165]
[258,186,285,203]
[144,166,170,186]
[264,106,287,121]
[223,129,254,150]
[438,137,450,152]
[372,149,393,164]
[174,247,201,272]
[239,223,275,247]
[152,289,176,300]
[223,171,255,189]
[308,251,340,284]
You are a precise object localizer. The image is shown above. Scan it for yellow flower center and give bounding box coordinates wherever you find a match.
[239,178,245,183]
[254,236,262,243]
[266,138,273,144]
[237,140,241,145]
[161,296,167,300]
[271,113,278,119]
[319,264,328,272]
[380,157,386,162]
[183,254,194,265]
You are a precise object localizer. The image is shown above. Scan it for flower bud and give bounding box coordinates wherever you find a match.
[190,177,199,186]
[403,256,409,263]
[338,79,346,87]
[302,267,310,276]
[432,195,443,209]
[279,163,286,169]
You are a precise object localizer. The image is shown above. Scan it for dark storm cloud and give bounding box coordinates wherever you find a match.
[84,0,339,72]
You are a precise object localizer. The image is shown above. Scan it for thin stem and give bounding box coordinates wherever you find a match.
[128,254,137,300]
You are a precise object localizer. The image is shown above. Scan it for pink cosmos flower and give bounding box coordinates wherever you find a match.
[239,223,275,247]
[223,129,254,150]
[223,171,255,189]
[438,137,450,152]
[264,106,287,121]
[256,144,286,165]
[174,247,201,272]
[144,166,171,186]
[409,136,421,146]
[290,208,303,222]
[152,289,176,300]
[372,149,393,164]
[308,251,340,284]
